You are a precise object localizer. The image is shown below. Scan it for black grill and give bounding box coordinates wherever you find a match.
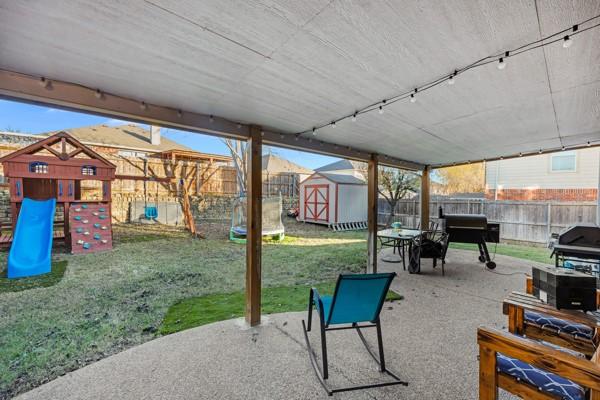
[551,224,600,278]
[439,208,500,269]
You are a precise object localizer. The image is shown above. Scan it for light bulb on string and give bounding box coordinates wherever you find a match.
[331,121,336,128]
[379,100,386,114]
[351,113,357,122]
[497,51,509,70]
[410,94,416,103]
[448,72,456,85]
[312,127,317,136]
[563,25,578,48]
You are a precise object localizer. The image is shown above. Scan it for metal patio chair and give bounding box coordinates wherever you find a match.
[301,273,408,396]
[407,231,449,275]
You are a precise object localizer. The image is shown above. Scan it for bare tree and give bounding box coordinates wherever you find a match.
[222,138,247,195]
[356,164,419,226]
[378,167,419,226]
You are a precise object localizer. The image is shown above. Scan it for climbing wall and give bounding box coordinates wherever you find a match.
[69,202,113,254]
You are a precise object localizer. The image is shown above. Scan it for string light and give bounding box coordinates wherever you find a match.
[563,24,578,48]
[140,102,147,110]
[519,152,523,157]
[94,89,103,99]
[176,109,182,118]
[209,115,214,123]
[331,121,336,128]
[448,71,456,85]
[587,141,591,147]
[39,77,50,88]
[312,127,317,136]
[562,146,566,150]
[293,15,600,139]
[497,52,508,70]
[379,100,386,114]
[538,149,542,154]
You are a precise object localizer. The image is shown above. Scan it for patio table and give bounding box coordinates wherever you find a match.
[377,228,422,269]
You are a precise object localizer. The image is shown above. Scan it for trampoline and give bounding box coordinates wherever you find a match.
[230,195,285,243]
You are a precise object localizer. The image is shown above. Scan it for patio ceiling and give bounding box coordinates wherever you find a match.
[0,0,599,168]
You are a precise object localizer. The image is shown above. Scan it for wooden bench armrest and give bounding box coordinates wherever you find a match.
[503,292,600,329]
[478,326,600,392]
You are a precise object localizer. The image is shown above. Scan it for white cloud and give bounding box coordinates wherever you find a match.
[45,107,68,113]
[104,118,137,126]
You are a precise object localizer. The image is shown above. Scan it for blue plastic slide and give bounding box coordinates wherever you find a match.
[8,198,56,279]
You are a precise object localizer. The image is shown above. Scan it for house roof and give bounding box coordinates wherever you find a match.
[56,124,193,153]
[0,131,115,168]
[310,172,366,185]
[315,159,366,173]
[1,3,599,166]
[262,154,312,174]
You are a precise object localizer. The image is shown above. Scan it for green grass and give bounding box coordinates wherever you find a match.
[0,223,367,399]
[449,242,553,265]
[159,284,403,335]
[0,261,68,294]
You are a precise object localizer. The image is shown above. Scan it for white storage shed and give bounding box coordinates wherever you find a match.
[298,172,367,228]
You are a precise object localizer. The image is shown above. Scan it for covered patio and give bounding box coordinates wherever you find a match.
[16,250,529,400]
[1,1,599,399]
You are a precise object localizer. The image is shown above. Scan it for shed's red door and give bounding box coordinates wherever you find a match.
[304,184,329,222]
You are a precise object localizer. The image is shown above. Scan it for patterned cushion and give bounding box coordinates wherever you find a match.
[497,353,586,400]
[524,311,594,340]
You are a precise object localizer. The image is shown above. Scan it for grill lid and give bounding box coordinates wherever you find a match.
[443,214,488,229]
[558,224,600,248]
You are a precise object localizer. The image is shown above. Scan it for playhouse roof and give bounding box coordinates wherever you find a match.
[0,131,116,169]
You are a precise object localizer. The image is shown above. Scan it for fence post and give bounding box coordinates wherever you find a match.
[546,203,552,240]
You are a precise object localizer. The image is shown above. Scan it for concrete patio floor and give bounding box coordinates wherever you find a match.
[17,248,539,399]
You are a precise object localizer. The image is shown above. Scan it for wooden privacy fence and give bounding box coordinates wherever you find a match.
[110,156,237,196]
[262,172,299,197]
[378,198,598,244]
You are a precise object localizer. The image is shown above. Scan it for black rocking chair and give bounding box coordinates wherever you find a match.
[301,273,408,396]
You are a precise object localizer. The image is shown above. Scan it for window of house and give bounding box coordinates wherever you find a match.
[82,165,97,176]
[29,161,48,174]
[550,151,577,172]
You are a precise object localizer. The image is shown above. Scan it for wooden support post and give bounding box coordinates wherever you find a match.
[246,126,262,326]
[420,166,431,231]
[367,154,378,273]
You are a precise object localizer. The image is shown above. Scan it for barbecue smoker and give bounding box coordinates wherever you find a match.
[438,208,500,269]
[550,224,600,271]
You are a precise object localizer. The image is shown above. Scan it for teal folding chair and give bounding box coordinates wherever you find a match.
[302,272,408,395]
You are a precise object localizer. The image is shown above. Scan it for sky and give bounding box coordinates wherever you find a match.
[0,99,340,170]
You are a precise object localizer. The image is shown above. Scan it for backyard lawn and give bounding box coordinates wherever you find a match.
[0,221,366,399]
[0,221,552,399]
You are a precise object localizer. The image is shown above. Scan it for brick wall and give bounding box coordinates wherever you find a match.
[485,188,598,201]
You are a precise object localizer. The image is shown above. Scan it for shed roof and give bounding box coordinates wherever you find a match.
[306,172,366,185]
[0,2,598,167]
[315,159,366,173]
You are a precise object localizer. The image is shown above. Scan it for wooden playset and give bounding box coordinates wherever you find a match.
[0,131,116,253]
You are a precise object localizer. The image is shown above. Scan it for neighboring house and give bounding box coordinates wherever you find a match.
[262,153,312,179]
[485,147,600,201]
[315,159,366,179]
[0,124,232,164]
[262,153,312,197]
